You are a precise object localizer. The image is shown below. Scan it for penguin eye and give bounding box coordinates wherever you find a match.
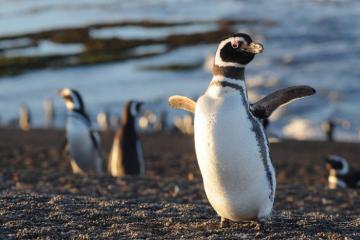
[231,41,240,49]
[231,40,245,49]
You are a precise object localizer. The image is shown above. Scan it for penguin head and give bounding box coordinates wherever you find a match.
[123,101,143,122]
[325,155,349,175]
[129,101,143,117]
[214,33,263,67]
[58,88,85,112]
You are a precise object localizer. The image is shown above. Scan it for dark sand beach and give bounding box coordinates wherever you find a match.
[0,128,359,239]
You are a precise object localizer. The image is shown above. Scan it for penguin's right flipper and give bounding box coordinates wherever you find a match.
[251,85,316,119]
[168,95,196,113]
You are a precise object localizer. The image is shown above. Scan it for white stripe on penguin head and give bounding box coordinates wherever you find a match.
[214,37,247,68]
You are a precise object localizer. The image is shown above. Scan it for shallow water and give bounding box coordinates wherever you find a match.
[0,0,359,141]
[90,23,219,40]
[3,40,84,57]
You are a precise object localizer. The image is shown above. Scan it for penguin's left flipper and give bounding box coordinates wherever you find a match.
[251,85,316,119]
[168,95,196,113]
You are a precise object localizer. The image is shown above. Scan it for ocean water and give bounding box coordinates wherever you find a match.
[0,0,359,141]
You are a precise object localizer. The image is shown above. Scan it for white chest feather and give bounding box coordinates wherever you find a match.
[194,78,275,221]
[66,113,102,174]
[328,174,347,189]
[108,137,124,176]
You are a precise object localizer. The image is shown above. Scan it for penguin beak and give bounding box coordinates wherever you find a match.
[242,42,264,54]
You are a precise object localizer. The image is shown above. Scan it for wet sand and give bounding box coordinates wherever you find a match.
[0,128,359,239]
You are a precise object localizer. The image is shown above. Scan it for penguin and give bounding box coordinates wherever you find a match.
[168,33,315,226]
[108,101,144,177]
[43,98,55,128]
[158,110,168,131]
[97,111,110,131]
[58,88,104,175]
[110,113,121,130]
[19,104,31,130]
[322,119,335,142]
[325,155,360,189]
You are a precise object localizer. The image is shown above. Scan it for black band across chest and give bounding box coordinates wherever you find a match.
[212,65,245,80]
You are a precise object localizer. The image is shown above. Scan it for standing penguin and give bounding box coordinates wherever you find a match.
[19,104,31,130]
[58,88,104,175]
[169,33,315,226]
[108,101,144,177]
[322,119,335,142]
[43,98,55,128]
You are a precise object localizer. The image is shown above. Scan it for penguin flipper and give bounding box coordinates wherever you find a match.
[168,95,196,113]
[251,85,316,119]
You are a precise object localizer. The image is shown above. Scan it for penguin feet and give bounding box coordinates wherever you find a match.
[220,217,230,228]
[254,218,266,237]
[254,221,261,231]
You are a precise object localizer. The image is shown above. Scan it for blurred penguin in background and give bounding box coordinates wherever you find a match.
[110,113,121,130]
[58,88,104,175]
[19,104,31,131]
[97,111,110,131]
[108,101,144,177]
[43,98,55,128]
[325,155,360,189]
[322,119,335,142]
